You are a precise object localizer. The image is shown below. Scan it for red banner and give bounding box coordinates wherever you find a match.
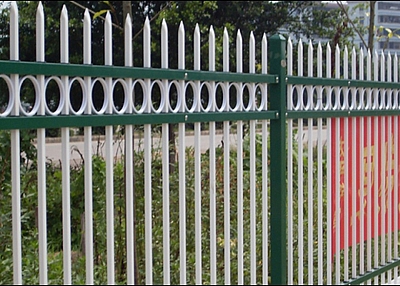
[331,116,400,256]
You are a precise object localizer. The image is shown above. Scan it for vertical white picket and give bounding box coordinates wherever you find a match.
[288,34,293,285]
[249,31,257,285]
[316,42,323,285]
[178,21,187,285]
[373,50,379,286]
[194,23,202,285]
[380,51,386,285]
[83,9,94,284]
[326,42,332,285]
[161,18,170,286]
[223,27,231,285]
[343,46,350,284]
[143,16,153,286]
[394,53,399,284]
[61,5,72,284]
[335,43,341,285]
[297,39,304,286]
[208,25,217,285]
[307,40,314,285]
[387,53,393,285]
[366,49,372,284]
[104,12,115,285]
[36,3,49,285]
[359,48,365,278]
[10,2,22,284]
[351,47,357,280]
[125,13,135,286]
[236,29,244,286]
[287,37,293,286]
[261,33,269,285]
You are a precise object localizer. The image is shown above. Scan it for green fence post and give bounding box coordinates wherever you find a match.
[269,34,287,285]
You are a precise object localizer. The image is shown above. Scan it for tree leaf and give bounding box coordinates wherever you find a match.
[93,9,108,20]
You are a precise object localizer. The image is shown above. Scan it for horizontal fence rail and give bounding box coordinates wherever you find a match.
[1,2,400,285]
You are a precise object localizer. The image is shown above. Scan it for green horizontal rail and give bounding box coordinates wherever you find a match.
[342,259,400,285]
[0,60,278,83]
[287,76,400,89]
[0,111,278,130]
[287,109,400,119]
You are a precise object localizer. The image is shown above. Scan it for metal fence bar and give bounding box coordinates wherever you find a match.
[194,23,202,285]
[160,18,170,286]
[287,37,294,286]
[125,13,135,286]
[208,25,217,285]
[222,27,231,286]
[269,34,287,285]
[83,9,94,285]
[261,34,269,286]
[143,17,153,286]
[178,21,187,285]
[236,29,244,286]
[36,3,49,285]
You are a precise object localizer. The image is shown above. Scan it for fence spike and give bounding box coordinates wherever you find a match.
[194,24,200,71]
[161,19,168,69]
[178,21,185,69]
[223,28,229,72]
[209,25,215,72]
[236,29,242,73]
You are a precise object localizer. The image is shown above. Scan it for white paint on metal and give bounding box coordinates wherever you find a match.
[326,42,332,286]
[373,50,379,286]
[307,40,314,285]
[335,43,341,285]
[143,16,153,286]
[104,12,115,285]
[287,36,293,286]
[10,2,22,285]
[83,9,94,285]
[223,27,231,286]
[178,21,187,285]
[161,18,170,286]
[297,39,304,286]
[36,3,49,285]
[194,23,202,285]
[208,25,217,285]
[262,34,269,285]
[236,28,244,286]
[125,13,135,286]
[249,31,257,285]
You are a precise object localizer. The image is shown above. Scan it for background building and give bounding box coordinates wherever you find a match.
[347,1,400,54]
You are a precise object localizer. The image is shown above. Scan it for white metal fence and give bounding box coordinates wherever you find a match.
[1,1,400,285]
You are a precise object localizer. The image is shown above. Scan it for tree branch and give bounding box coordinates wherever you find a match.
[69,1,123,31]
[335,1,369,50]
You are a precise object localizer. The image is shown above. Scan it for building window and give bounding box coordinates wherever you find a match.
[378,15,400,24]
[378,2,400,10]
[379,41,400,50]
